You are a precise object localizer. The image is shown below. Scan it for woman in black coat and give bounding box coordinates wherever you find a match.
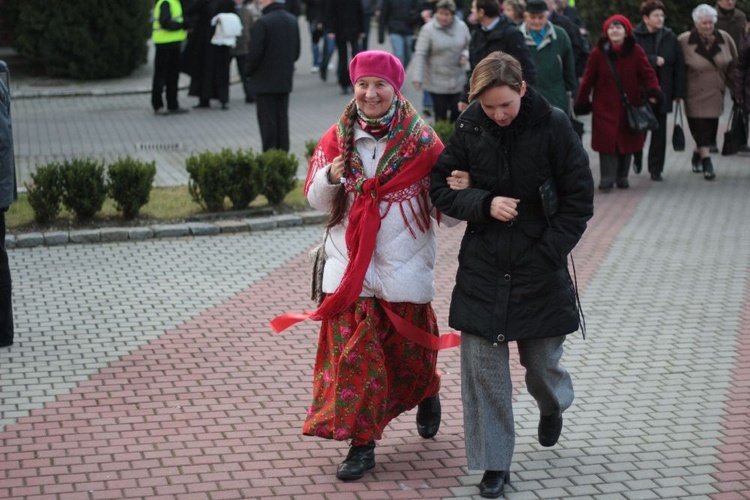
[430,52,594,499]
[632,0,687,181]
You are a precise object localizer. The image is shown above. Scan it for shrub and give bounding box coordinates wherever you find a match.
[107,156,156,219]
[59,158,107,220]
[225,148,262,210]
[186,150,229,212]
[304,139,318,161]
[25,162,63,224]
[258,149,299,205]
[432,120,454,146]
[9,0,151,79]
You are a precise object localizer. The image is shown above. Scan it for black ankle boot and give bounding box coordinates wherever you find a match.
[702,157,716,180]
[691,151,702,173]
[478,470,510,498]
[538,414,563,447]
[416,394,441,438]
[336,441,375,480]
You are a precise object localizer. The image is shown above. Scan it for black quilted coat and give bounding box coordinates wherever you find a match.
[430,87,594,343]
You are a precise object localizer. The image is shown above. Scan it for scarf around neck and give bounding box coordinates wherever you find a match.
[271,94,443,333]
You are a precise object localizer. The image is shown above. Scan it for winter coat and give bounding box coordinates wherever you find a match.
[429,87,594,343]
[378,0,420,41]
[633,23,686,114]
[246,2,301,94]
[574,36,661,155]
[715,5,747,49]
[0,79,16,210]
[231,2,261,56]
[548,10,589,78]
[736,30,750,116]
[324,0,365,41]
[678,29,738,119]
[465,15,537,100]
[411,16,471,95]
[520,21,577,112]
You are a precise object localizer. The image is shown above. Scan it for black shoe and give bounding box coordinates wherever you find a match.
[320,68,327,81]
[0,338,12,348]
[691,151,702,173]
[616,178,630,189]
[633,155,642,174]
[193,103,210,109]
[538,414,563,447]
[335,442,375,481]
[709,143,719,153]
[598,182,614,192]
[416,394,441,438]
[478,470,510,498]
[650,173,663,181]
[702,157,716,181]
[154,108,168,116]
[167,107,189,115]
[221,102,229,110]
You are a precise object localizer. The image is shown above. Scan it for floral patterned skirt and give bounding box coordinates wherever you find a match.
[303,298,441,444]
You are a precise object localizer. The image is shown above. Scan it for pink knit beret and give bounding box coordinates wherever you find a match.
[349,50,405,91]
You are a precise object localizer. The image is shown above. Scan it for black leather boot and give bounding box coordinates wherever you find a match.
[478,470,510,498]
[691,150,702,173]
[416,394,441,438]
[538,414,563,447]
[702,157,716,180]
[335,441,375,480]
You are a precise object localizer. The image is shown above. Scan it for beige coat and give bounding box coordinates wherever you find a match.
[678,29,738,118]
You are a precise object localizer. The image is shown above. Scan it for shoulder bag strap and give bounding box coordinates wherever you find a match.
[604,54,631,106]
[675,100,683,127]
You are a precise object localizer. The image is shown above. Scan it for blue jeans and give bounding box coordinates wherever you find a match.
[389,33,413,69]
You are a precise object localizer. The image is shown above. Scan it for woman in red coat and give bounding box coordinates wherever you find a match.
[575,15,662,191]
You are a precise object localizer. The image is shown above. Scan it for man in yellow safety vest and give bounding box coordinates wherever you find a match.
[152,0,189,115]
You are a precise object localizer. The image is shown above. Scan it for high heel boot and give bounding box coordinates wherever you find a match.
[691,151,702,173]
[702,157,716,180]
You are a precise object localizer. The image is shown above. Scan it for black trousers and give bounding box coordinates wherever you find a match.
[151,42,182,111]
[0,208,13,345]
[256,93,290,152]
[429,92,461,122]
[335,38,361,91]
[644,112,668,175]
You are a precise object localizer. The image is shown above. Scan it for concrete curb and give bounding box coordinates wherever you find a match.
[6,211,328,250]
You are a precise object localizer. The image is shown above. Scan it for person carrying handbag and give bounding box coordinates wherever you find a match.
[574,14,662,191]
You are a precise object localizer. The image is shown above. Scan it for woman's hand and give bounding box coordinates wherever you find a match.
[490,196,520,222]
[447,170,471,190]
[327,154,345,184]
[413,81,422,91]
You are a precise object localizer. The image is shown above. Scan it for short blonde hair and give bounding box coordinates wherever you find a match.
[502,0,526,20]
[468,52,524,102]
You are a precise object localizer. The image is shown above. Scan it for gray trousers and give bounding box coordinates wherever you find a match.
[599,152,632,186]
[461,333,574,471]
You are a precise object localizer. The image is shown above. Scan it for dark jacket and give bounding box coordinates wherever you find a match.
[633,23,687,114]
[323,0,365,41]
[247,2,301,94]
[378,0,420,41]
[736,30,750,115]
[575,36,662,154]
[464,15,536,101]
[715,5,748,49]
[548,10,589,78]
[0,78,16,210]
[430,87,594,343]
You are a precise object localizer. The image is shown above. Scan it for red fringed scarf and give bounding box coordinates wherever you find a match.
[270,97,459,350]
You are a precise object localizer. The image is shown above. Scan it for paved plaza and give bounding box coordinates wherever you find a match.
[1,19,750,500]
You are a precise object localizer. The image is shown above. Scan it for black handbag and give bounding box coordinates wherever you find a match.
[605,55,659,134]
[722,103,748,156]
[672,101,685,151]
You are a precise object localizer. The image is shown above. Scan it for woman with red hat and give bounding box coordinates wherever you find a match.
[271,50,459,481]
[574,14,662,191]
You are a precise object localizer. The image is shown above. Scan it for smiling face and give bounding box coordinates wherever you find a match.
[695,15,716,37]
[354,76,397,119]
[607,21,627,46]
[478,82,526,127]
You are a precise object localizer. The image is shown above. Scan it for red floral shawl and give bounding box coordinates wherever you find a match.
[270,97,453,344]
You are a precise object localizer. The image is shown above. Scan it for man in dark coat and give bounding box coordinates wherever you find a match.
[246,0,301,151]
[459,0,536,109]
[544,0,589,77]
[0,76,16,348]
[322,0,365,93]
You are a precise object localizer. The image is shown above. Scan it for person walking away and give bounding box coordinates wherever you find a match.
[632,0,687,181]
[574,14,662,191]
[735,22,750,151]
[430,51,594,499]
[519,0,577,113]
[378,0,421,69]
[231,0,262,104]
[679,4,738,180]
[0,77,16,349]
[304,0,335,74]
[411,0,471,122]
[324,0,365,94]
[271,50,460,482]
[151,0,190,115]
[246,0,300,151]
[458,0,536,111]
